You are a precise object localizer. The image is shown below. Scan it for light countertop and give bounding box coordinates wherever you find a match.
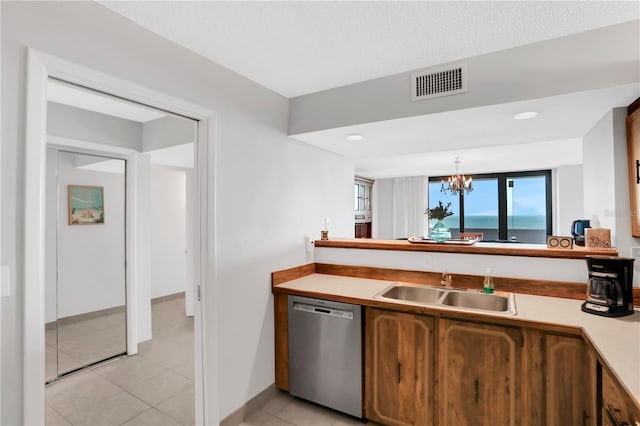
[276,273,640,403]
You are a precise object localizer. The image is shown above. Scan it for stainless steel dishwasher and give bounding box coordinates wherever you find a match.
[288,295,362,418]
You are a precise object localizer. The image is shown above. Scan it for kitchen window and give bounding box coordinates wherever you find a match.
[428,170,552,243]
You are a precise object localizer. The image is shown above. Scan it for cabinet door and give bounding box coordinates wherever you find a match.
[545,335,596,426]
[438,319,523,426]
[627,101,640,237]
[602,363,640,426]
[365,308,434,426]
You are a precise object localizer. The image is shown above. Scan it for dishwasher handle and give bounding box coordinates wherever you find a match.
[292,302,354,320]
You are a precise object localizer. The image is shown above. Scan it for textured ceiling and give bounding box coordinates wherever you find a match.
[98,1,639,98]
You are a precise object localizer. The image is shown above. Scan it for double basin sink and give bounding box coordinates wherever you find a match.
[375,284,517,316]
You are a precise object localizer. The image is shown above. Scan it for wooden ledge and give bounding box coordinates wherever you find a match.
[314,238,618,259]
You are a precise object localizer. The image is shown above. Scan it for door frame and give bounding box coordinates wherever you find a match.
[24,49,217,425]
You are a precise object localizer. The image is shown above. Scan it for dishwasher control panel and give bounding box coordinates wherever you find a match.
[292,302,354,319]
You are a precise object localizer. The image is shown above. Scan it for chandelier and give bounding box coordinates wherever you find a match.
[441,157,473,195]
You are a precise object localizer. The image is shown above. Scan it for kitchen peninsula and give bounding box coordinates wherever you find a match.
[272,263,640,425]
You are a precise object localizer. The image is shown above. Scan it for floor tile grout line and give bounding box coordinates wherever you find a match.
[46,403,74,426]
[120,372,194,409]
[47,297,194,426]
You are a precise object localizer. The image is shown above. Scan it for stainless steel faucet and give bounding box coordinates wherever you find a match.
[440,270,453,287]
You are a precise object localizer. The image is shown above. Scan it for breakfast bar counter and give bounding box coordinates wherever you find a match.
[314,237,619,259]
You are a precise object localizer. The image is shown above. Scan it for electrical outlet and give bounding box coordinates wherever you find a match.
[305,234,314,253]
[325,217,331,230]
[631,247,640,261]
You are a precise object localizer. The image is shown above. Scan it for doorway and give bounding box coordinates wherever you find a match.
[41,76,202,425]
[45,150,128,383]
[25,50,215,425]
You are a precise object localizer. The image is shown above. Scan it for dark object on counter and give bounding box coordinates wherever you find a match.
[582,256,635,317]
[571,219,591,246]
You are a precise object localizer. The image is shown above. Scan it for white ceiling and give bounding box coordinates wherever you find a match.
[99,1,638,98]
[92,2,640,179]
[294,83,639,178]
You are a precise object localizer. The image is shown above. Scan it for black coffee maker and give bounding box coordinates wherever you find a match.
[582,256,635,317]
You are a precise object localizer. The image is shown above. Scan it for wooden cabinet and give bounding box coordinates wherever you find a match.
[544,334,596,426]
[627,98,640,236]
[355,177,373,238]
[602,363,640,426]
[365,308,434,426]
[438,319,523,426]
[524,330,596,426]
[355,222,372,238]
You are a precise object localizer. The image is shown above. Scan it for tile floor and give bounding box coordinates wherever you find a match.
[46,295,194,426]
[46,295,375,426]
[46,308,127,381]
[226,390,378,426]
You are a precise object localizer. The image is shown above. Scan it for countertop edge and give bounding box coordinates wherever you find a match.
[314,238,619,259]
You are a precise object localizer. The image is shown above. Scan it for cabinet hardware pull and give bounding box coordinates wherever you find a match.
[605,404,627,426]
[582,409,590,426]
[474,379,479,403]
[636,159,640,184]
[397,362,401,383]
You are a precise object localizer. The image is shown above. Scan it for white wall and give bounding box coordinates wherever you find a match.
[45,149,58,324]
[372,178,394,239]
[315,247,587,283]
[554,164,584,237]
[56,152,126,318]
[1,2,354,423]
[134,153,153,343]
[45,149,127,322]
[150,165,187,299]
[583,107,640,284]
[583,110,617,232]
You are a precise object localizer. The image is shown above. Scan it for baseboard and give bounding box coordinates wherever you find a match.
[220,384,280,425]
[151,291,186,305]
[57,305,126,326]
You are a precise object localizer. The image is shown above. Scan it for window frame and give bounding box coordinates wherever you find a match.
[428,169,552,241]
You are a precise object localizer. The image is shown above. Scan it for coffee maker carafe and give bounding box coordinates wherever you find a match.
[581,256,635,317]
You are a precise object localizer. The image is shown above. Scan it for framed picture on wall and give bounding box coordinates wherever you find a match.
[68,185,105,225]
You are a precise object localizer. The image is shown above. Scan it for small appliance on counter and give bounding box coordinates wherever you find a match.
[571,219,591,246]
[582,256,635,317]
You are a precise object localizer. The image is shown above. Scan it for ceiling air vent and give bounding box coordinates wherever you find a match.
[411,63,467,101]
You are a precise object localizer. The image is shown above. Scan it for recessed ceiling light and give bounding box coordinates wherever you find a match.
[346,133,363,141]
[513,111,538,120]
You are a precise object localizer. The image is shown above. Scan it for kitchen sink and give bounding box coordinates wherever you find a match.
[379,285,444,304]
[441,291,511,312]
[375,284,516,316]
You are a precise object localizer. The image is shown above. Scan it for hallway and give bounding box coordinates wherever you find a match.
[45,294,194,426]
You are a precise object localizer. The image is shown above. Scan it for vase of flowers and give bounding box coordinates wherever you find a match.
[426,201,454,242]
